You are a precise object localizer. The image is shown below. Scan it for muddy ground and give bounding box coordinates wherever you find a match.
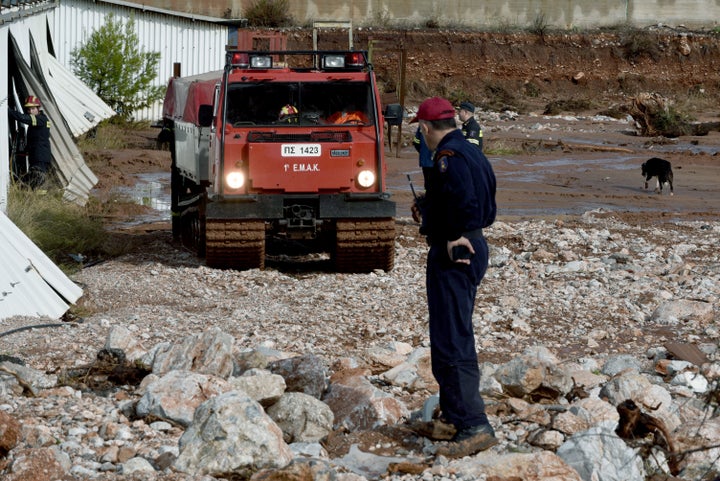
[84,28,720,228]
[85,110,720,232]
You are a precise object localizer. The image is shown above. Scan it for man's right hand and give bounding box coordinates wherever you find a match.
[411,194,425,223]
[411,203,422,223]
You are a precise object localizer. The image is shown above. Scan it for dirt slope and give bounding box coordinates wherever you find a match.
[288,27,720,113]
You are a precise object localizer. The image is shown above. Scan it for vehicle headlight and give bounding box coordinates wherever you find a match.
[250,55,272,68]
[322,55,345,69]
[226,171,245,189]
[357,170,375,188]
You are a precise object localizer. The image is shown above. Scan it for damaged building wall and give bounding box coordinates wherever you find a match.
[1,2,109,320]
[3,13,114,206]
[2,5,117,208]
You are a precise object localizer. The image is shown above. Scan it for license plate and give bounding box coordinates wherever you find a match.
[281,144,321,157]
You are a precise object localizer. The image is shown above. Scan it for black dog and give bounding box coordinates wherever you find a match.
[641,157,674,195]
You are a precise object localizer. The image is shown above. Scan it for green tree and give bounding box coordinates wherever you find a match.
[71,14,164,120]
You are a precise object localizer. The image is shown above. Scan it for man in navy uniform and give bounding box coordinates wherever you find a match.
[458,100,483,152]
[9,95,52,189]
[412,125,434,185]
[410,96,498,458]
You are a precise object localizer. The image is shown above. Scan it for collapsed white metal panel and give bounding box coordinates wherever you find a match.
[24,10,116,137]
[10,33,99,205]
[1,5,87,320]
[38,51,116,137]
[52,0,229,121]
[4,9,114,206]
[0,28,9,213]
[0,211,83,320]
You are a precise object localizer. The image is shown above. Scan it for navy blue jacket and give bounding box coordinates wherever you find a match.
[462,116,483,151]
[420,129,496,243]
[9,109,52,169]
[413,127,434,168]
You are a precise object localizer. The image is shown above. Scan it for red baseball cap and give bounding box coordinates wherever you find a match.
[409,96,456,123]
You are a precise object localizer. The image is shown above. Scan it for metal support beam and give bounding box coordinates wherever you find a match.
[368,39,406,157]
[312,20,353,50]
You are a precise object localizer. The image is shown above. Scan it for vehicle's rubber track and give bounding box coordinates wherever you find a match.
[205,219,266,270]
[334,218,396,273]
[179,205,205,257]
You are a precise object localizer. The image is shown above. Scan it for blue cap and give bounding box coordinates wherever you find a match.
[460,101,475,113]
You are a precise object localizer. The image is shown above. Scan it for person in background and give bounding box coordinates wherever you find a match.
[8,95,52,189]
[408,124,435,224]
[458,100,483,152]
[327,109,369,124]
[412,125,434,185]
[410,96,498,459]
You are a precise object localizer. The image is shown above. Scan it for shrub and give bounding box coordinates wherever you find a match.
[523,81,542,98]
[620,30,662,62]
[425,18,440,29]
[485,140,522,156]
[543,98,594,115]
[244,0,293,27]
[652,106,694,136]
[529,12,550,39]
[483,82,521,111]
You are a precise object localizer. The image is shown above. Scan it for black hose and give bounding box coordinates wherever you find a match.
[0,323,67,339]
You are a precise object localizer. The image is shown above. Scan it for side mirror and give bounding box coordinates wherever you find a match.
[198,104,214,127]
[383,103,403,126]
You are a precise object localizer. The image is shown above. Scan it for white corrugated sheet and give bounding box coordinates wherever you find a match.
[38,51,116,137]
[0,211,83,320]
[10,32,101,205]
[51,0,229,121]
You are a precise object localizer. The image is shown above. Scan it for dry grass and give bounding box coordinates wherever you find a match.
[77,122,129,151]
[6,185,107,272]
[77,120,155,151]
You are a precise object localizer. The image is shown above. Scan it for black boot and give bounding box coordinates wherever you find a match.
[435,423,498,458]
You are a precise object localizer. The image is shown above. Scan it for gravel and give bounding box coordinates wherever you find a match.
[0,211,718,480]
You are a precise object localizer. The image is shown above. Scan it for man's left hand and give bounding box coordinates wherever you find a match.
[447,237,475,264]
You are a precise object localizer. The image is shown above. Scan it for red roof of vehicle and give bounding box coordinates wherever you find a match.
[163,71,221,125]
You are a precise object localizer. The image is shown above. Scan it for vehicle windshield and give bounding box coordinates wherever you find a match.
[226,82,375,127]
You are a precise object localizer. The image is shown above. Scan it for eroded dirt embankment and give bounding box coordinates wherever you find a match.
[289,29,720,112]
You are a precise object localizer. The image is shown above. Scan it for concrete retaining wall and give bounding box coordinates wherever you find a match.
[151,1,720,29]
[292,1,720,29]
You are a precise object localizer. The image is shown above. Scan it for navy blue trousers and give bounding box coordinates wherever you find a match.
[426,237,489,429]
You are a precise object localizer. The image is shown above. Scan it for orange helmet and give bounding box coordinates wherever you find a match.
[24,96,41,108]
[278,104,298,121]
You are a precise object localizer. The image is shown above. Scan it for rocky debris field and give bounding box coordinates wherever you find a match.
[3,27,720,481]
[0,211,718,481]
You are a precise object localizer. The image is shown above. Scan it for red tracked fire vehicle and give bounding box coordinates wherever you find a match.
[163,49,396,271]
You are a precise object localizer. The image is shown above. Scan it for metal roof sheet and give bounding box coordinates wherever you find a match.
[0,212,83,320]
[39,50,116,137]
[10,30,104,205]
[92,0,233,24]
